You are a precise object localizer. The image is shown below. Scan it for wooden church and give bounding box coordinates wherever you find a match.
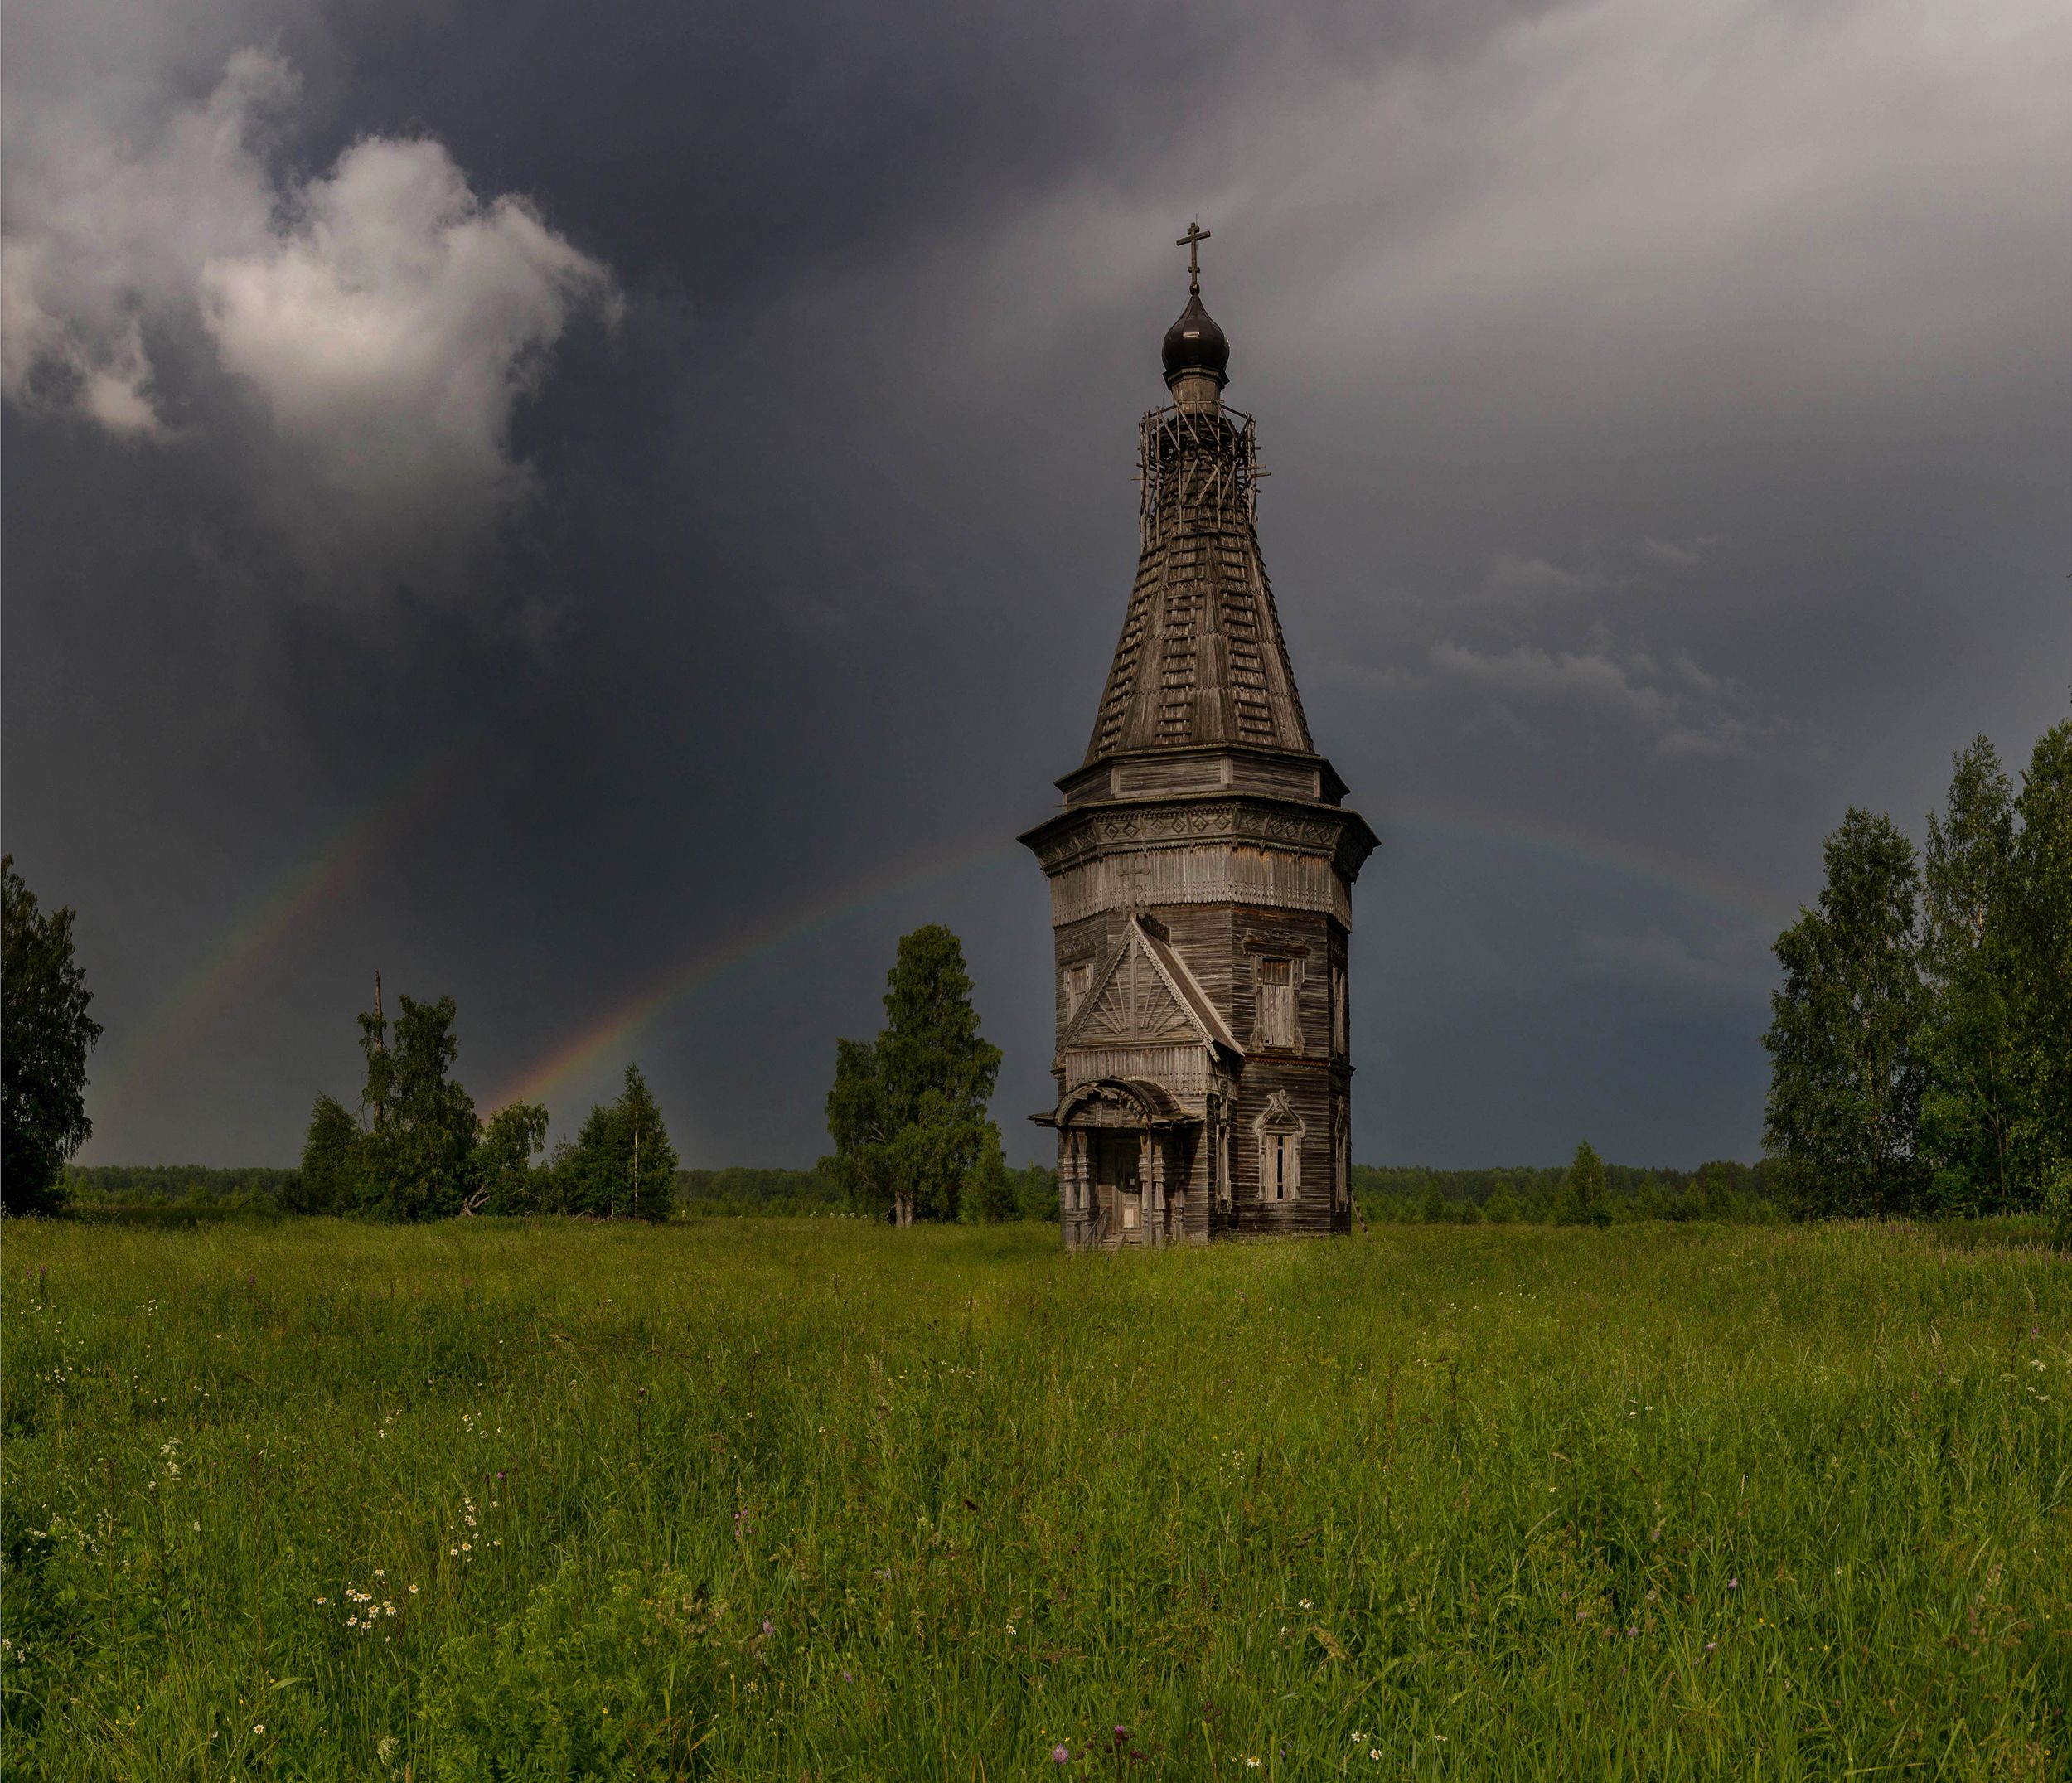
[1021,227,1378,1248]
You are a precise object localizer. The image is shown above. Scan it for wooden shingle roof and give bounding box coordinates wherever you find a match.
[1084,412,1314,765]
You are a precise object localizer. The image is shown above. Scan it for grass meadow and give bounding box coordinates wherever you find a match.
[2,1218,2067,1781]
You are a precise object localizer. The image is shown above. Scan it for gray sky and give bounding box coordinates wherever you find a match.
[5,0,2067,1170]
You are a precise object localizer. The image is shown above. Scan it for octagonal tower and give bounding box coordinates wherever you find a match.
[1019,235,1377,1248]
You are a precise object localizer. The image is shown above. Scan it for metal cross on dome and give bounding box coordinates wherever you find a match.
[1176,220,1211,290]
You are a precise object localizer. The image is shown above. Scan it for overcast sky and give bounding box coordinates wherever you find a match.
[5,0,2067,1170]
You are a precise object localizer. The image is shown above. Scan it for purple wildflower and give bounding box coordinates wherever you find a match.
[762,1619,774,1635]
[1726,1577,1739,1590]
[1114,1726,1128,1743]
[841,1670,854,1683]
[1053,1745,1070,1763]
[1705,1640,1716,1650]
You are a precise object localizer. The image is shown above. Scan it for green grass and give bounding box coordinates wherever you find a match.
[3,1219,2067,1780]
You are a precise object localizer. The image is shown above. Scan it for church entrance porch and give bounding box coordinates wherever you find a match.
[1049,1079,1197,1250]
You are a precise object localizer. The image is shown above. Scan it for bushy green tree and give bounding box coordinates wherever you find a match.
[1634,1175,1669,1221]
[292,1094,363,1214]
[2002,722,2072,1204]
[962,1123,1020,1223]
[823,1038,895,1219]
[300,988,484,1221]
[2,857,102,1215]
[1694,1160,1736,1221]
[363,995,479,1221]
[821,925,1001,1224]
[559,1068,678,1221]
[1556,1141,1610,1226]
[1764,811,1929,1218]
[1016,1163,1061,1223]
[1483,1185,1521,1223]
[1917,738,2020,1213]
[478,1102,551,1214]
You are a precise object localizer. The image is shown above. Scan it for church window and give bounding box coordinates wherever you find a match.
[1252,956,1298,1049]
[1063,962,1093,1020]
[1332,967,1348,1057]
[1251,1093,1305,1203]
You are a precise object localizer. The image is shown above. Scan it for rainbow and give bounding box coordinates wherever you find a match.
[486,803,1786,1120]
[88,710,506,1149]
[483,837,1027,1115]
[1385,805,1794,932]
[89,740,1790,1156]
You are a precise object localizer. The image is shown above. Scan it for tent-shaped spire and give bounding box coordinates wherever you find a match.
[1084,259,1314,764]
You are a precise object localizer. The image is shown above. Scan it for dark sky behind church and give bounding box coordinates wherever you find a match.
[4,0,2067,1169]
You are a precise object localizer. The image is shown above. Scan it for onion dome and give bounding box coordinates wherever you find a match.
[1161,286,1230,387]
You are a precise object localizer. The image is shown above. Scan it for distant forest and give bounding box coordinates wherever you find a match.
[58,1160,1063,1221]
[1352,1160,1777,1223]
[60,1157,1775,1224]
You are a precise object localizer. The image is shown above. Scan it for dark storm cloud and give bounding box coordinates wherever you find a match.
[3,0,2066,1169]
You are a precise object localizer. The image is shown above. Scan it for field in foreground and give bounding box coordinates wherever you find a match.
[2,1220,2067,1781]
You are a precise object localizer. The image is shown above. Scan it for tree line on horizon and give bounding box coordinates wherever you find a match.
[1763,720,2069,1238]
[1354,1151,1779,1225]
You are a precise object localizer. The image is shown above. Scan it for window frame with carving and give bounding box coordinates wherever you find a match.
[1251,1092,1305,1203]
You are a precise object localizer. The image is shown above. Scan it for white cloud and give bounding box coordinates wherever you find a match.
[1471,552,1612,610]
[2,48,294,429]
[202,132,617,569]
[1430,639,1675,724]
[2,48,616,603]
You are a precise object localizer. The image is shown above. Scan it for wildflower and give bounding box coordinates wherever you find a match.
[316,1597,327,1606]
[1726,1577,1739,1590]
[1053,1745,1070,1763]
[1005,1623,1016,1634]
[1353,1732,1366,1742]
[408,1584,419,1594]
[253,1724,264,1736]
[1114,1725,1128,1742]
[1247,1760,1261,1770]
[762,1619,774,1635]
[1705,1640,1716,1651]
[1299,1598,1311,1609]
[841,1670,854,1683]
[1371,1752,1382,1761]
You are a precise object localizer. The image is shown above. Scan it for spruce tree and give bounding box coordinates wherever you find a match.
[821,925,1001,1224]
[559,1067,678,1221]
